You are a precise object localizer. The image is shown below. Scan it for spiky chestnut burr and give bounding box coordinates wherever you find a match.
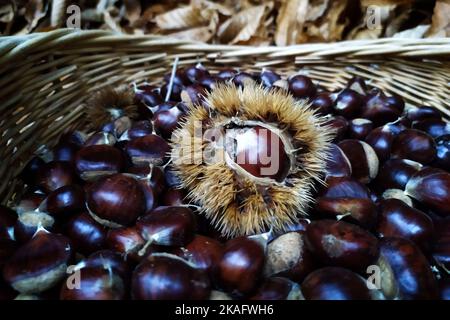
[85,86,137,130]
[171,84,333,237]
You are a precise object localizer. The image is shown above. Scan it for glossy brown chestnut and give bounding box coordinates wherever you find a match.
[3,230,72,294]
[377,199,434,251]
[20,156,46,186]
[65,212,107,255]
[310,93,333,115]
[433,218,450,272]
[324,144,352,178]
[361,92,403,126]
[0,205,16,241]
[264,232,314,283]
[75,145,125,181]
[413,118,449,139]
[373,159,422,192]
[338,139,379,184]
[365,125,395,162]
[301,267,372,300]
[215,236,266,297]
[321,176,371,199]
[134,84,163,107]
[44,185,85,218]
[136,179,157,212]
[162,188,186,206]
[127,165,166,197]
[153,106,184,139]
[60,266,125,300]
[172,235,223,278]
[378,237,438,299]
[323,115,348,142]
[84,132,117,146]
[231,72,255,88]
[15,191,46,214]
[288,75,317,99]
[35,161,77,193]
[52,141,79,163]
[260,69,281,88]
[106,226,149,262]
[136,206,196,247]
[160,83,182,101]
[163,69,191,86]
[120,120,154,141]
[224,125,291,182]
[131,253,210,300]
[216,68,238,80]
[185,64,210,83]
[314,197,377,229]
[405,168,450,217]
[406,105,442,122]
[433,134,450,170]
[333,89,363,119]
[87,174,146,227]
[305,220,379,272]
[181,84,207,106]
[125,134,170,166]
[250,277,302,300]
[85,250,129,279]
[346,76,367,95]
[391,129,436,164]
[348,118,373,140]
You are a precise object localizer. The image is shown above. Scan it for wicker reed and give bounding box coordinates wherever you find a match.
[0,29,449,205]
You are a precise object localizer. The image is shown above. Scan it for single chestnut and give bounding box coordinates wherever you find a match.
[215,235,266,297]
[162,188,186,206]
[20,156,46,186]
[377,199,434,251]
[338,139,379,184]
[15,191,45,214]
[324,144,352,178]
[406,105,442,122]
[185,64,210,83]
[377,237,438,299]
[259,69,281,88]
[323,115,348,142]
[172,234,223,278]
[163,69,191,86]
[134,84,163,108]
[216,68,237,80]
[264,232,314,283]
[84,132,116,146]
[85,250,129,279]
[75,145,125,181]
[44,184,85,218]
[413,118,449,139]
[120,121,154,141]
[333,89,363,119]
[127,165,166,197]
[373,159,422,192]
[160,83,182,101]
[136,178,157,212]
[365,125,395,162]
[106,226,146,262]
[305,220,379,273]
[348,118,373,140]
[132,253,210,300]
[314,197,377,229]
[301,267,372,300]
[321,176,371,199]
[288,75,317,99]
[310,93,333,115]
[231,72,255,88]
[250,277,302,300]
[35,161,77,193]
[181,84,207,106]
[60,265,125,300]
[405,167,450,217]
[136,206,196,249]
[361,92,403,126]
[65,212,107,255]
[391,129,436,164]
[3,230,72,294]
[87,174,146,227]
[125,134,170,166]
[433,218,450,273]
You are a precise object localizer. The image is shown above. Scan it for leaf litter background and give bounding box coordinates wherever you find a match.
[0,0,448,45]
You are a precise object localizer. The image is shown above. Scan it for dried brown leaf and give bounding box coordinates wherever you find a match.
[0,4,14,23]
[393,24,430,38]
[123,0,141,24]
[304,1,348,42]
[218,3,273,44]
[154,2,213,30]
[427,1,450,37]
[24,0,47,31]
[275,0,309,46]
[306,0,329,22]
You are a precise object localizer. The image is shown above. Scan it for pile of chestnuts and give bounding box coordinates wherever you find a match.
[0,63,449,300]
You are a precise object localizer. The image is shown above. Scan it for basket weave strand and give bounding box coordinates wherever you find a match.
[0,29,449,204]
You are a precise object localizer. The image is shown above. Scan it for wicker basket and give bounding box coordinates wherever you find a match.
[0,29,449,205]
